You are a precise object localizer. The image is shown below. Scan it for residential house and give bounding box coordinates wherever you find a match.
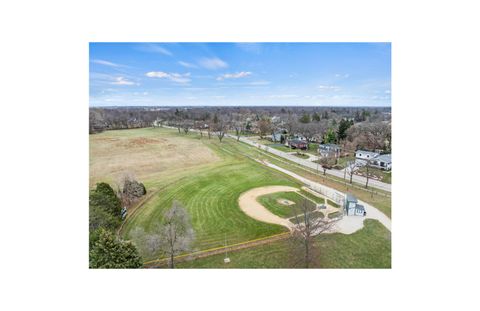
[371,154,392,170]
[287,139,308,150]
[355,150,391,171]
[355,150,379,167]
[318,143,342,158]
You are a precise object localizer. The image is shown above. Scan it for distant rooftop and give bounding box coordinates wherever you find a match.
[320,143,340,148]
[356,150,379,157]
[376,154,391,163]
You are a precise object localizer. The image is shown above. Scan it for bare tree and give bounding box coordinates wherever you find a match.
[129,227,162,259]
[176,122,182,134]
[233,121,243,141]
[182,120,193,134]
[257,119,272,139]
[161,201,195,268]
[212,118,227,142]
[364,159,372,188]
[346,160,361,184]
[289,199,339,268]
[318,153,336,175]
[284,113,298,136]
[130,201,195,268]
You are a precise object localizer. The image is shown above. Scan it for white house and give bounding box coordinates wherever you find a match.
[355,150,379,162]
[355,150,391,171]
[371,154,392,170]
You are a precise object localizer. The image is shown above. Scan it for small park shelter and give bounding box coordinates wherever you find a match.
[344,194,365,216]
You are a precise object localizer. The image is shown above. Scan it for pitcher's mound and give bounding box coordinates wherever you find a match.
[277,198,295,206]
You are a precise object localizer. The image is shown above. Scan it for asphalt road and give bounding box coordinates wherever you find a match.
[228,134,391,193]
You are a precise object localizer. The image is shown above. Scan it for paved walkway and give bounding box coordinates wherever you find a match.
[228,134,391,192]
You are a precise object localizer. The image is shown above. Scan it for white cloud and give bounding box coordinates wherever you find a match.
[145,71,191,84]
[216,71,252,81]
[146,71,168,78]
[92,59,122,67]
[318,85,340,91]
[137,44,172,56]
[111,77,135,85]
[335,73,350,78]
[198,57,228,70]
[178,61,197,68]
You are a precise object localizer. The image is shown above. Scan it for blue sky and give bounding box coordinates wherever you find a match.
[89,43,391,107]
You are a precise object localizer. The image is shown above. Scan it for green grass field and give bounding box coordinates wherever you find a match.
[177,219,390,268]
[299,190,325,204]
[257,191,316,218]
[327,199,340,208]
[290,210,325,224]
[357,166,392,184]
[293,153,310,159]
[91,127,391,267]
[119,130,304,260]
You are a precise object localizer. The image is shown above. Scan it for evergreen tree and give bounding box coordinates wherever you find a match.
[337,118,353,141]
[89,228,142,269]
[299,113,310,123]
[89,183,122,219]
[323,128,337,144]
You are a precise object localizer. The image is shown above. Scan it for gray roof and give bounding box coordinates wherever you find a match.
[355,150,380,158]
[290,139,307,144]
[355,204,365,211]
[346,193,357,202]
[376,154,391,163]
[319,143,341,150]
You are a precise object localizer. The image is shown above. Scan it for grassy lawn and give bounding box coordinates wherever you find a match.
[177,219,390,268]
[299,190,325,204]
[268,144,293,153]
[290,210,325,224]
[328,211,342,219]
[89,127,221,188]
[257,191,316,218]
[335,155,356,169]
[119,133,304,260]
[356,166,392,184]
[327,199,340,208]
[91,127,390,268]
[307,143,319,153]
[293,153,310,159]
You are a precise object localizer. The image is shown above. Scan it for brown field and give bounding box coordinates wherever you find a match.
[89,128,220,188]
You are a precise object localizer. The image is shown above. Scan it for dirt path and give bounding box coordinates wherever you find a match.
[238,185,298,230]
